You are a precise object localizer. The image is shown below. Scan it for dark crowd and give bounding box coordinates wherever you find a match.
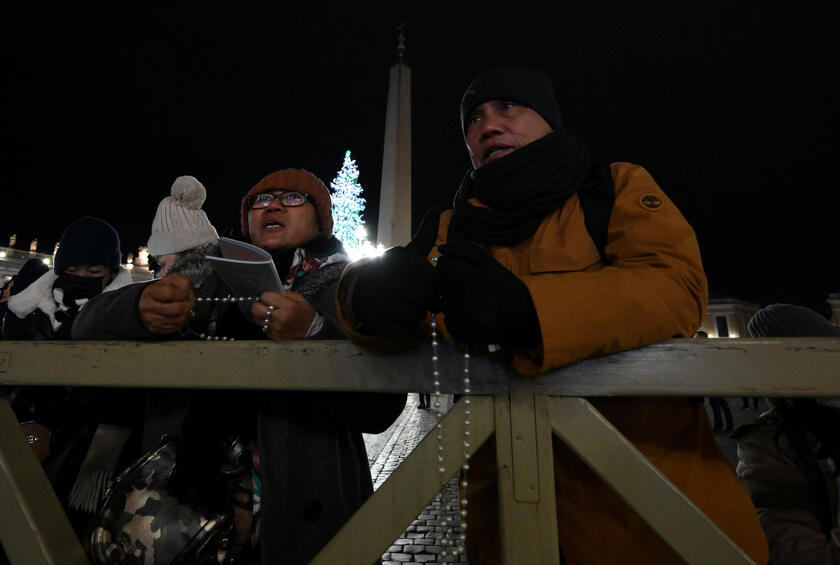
[1,68,838,565]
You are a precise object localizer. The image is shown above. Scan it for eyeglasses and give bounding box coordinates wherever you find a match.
[246,191,311,209]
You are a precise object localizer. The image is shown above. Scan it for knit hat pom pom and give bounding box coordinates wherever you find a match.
[147,175,218,256]
[170,176,206,210]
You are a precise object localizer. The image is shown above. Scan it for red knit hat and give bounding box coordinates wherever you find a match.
[240,169,333,237]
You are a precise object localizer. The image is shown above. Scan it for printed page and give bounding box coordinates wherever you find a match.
[206,237,284,297]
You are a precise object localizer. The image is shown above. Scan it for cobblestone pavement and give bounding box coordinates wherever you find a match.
[364,394,468,564]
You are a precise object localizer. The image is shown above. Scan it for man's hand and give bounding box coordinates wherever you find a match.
[252,290,316,340]
[350,208,440,336]
[437,242,541,346]
[139,273,195,335]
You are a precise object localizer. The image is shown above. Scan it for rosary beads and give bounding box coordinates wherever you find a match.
[195,296,260,303]
[263,305,275,333]
[190,295,260,340]
[430,314,471,557]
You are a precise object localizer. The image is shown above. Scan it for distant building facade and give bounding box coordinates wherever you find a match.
[699,294,761,338]
[700,292,840,338]
[1,244,152,284]
[0,245,54,283]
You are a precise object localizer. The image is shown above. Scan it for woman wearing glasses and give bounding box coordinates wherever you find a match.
[237,170,350,341]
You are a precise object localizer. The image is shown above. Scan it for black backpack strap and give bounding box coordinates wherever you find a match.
[578,163,616,263]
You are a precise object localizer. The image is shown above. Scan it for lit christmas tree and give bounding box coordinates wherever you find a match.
[330,150,367,251]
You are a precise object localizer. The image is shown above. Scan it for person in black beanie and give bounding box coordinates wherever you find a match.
[734,303,840,564]
[748,303,840,338]
[334,67,768,564]
[3,216,132,340]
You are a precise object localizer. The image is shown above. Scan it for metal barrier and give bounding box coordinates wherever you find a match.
[1,337,838,564]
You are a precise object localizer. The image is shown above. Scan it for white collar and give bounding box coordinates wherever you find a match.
[7,268,135,331]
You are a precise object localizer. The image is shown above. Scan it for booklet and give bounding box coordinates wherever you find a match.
[206,237,284,298]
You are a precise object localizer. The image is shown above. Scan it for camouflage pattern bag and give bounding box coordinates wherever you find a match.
[89,436,233,565]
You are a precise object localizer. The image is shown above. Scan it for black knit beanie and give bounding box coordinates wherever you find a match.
[460,68,562,135]
[747,303,840,337]
[10,258,50,296]
[54,216,122,274]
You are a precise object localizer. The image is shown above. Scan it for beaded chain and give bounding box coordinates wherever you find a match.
[430,313,471,557]
[195,296,260,304]
[191,295,261,340]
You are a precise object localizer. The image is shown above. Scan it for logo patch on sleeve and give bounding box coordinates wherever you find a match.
[639,194,663,211]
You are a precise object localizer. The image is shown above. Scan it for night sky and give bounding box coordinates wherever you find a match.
[3,3,838,315]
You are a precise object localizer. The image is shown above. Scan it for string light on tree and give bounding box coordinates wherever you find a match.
[330,150,367,252]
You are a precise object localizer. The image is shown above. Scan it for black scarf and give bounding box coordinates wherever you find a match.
[452,129,595,246]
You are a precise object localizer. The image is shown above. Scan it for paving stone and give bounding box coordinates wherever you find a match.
[376,394,469,564]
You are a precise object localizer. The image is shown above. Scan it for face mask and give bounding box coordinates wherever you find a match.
[54,273,105,305]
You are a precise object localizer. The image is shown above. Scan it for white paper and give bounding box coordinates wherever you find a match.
[205,237,284,298]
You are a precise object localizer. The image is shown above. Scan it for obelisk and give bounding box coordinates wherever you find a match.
[377,26,412,247]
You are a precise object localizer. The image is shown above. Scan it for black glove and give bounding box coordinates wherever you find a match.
[350,209,440,336]
[437,242,540,346]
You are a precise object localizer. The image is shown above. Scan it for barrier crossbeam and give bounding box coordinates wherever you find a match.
[0,338,837,564]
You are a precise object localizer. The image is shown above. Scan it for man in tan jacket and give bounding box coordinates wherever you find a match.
[337,67,768,564]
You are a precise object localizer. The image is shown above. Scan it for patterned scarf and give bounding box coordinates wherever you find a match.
[281,236,349,299]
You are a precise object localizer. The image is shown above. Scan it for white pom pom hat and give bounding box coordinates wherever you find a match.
[147,176,219,257]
